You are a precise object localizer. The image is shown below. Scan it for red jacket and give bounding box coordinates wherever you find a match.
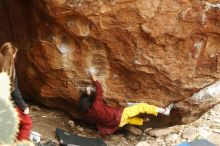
[85,81,123,135]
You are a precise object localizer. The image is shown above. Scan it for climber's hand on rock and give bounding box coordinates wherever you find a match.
[23,107,30,114]
[88,67,98,81]
[88,67,96,75]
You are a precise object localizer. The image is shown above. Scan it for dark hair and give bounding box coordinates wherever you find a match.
[79,93,96,113]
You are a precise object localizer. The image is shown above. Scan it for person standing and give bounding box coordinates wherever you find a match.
[0,42,32,140]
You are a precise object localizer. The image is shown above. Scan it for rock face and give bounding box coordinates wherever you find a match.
[1,0,220,124]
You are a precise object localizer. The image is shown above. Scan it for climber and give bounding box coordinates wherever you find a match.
[0,42,32,140]
[79,69,174,136]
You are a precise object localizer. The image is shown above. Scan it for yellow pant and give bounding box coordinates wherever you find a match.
[119,103,158,127]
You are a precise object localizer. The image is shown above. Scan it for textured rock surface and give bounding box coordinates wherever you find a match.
[1,0,220,123]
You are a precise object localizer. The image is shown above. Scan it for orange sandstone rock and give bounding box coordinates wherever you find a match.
[1,0,220,125]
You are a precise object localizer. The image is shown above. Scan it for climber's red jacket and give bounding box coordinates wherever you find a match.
[85,81,123,135]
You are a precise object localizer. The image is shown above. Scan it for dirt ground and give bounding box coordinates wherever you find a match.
[30,104,101,144]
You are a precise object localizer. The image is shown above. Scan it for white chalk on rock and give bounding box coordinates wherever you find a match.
[192,80,220,102]
[87,66,97,75]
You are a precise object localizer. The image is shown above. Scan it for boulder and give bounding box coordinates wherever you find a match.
[0,0,220,124]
